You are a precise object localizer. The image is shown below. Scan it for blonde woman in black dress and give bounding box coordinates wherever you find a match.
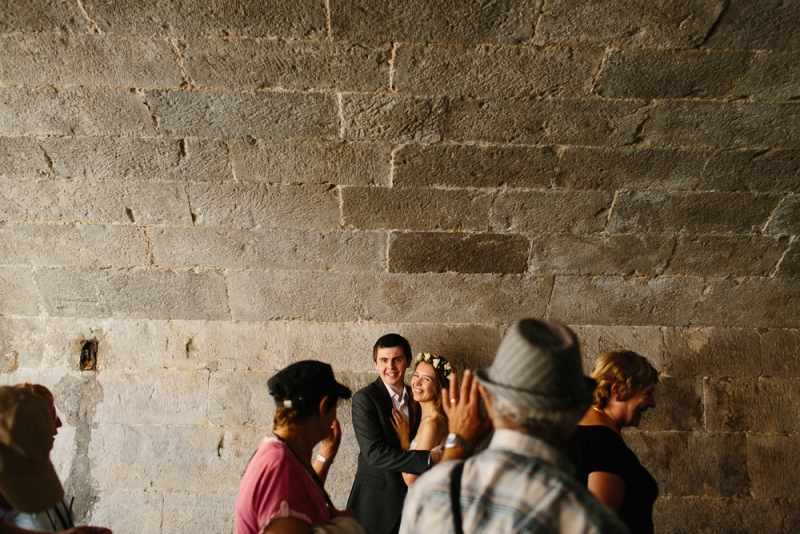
[566,349,659,534]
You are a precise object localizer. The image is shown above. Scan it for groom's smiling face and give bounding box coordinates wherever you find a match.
[373,346,410,390]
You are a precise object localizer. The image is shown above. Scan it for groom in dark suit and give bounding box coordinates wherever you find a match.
[346,334,431,534]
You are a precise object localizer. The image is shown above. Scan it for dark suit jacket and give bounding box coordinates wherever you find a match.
[346,377,430,534]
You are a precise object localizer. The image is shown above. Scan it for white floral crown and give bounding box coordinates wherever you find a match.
[415,352,453,380]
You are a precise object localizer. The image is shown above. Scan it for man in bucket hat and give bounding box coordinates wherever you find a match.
[0,386,111,534]
[400,319,630,534]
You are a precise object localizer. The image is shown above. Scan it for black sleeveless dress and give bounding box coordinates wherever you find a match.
[567,425,658,534]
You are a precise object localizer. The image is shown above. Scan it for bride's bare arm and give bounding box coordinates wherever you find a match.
[401,416,446,487]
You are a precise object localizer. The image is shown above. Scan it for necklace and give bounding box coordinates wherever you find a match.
[591,406,604,415]
[273,434,335,509]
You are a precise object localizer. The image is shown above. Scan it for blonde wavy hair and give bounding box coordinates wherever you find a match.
[16,382,54,404]
[590,349,658,408]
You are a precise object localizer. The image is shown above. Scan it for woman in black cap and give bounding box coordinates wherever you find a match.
[566,349,659,534]
[234,360,361,534]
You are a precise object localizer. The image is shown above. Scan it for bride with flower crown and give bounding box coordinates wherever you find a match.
[390,352,452,486]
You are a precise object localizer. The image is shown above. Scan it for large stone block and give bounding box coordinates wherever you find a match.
[0,0,89,33]
[388,231,529,274]
[228,271,553,324]
[341,94,446,143]
[41,137,231,182]
[700,149,800,193]
[703,0,800,50]
[188,183,340,229]
[569,325,665,373]
[534,0,725,47]
[35,267,230,320]
[782,499,800,534]
[530,234,674,276]
[644,101,800,148]
[665,235,789,277]
[0,137,50,179]
[0,266,38,316]
[549,276,703,326]
[0,88,154,136]
[208,371,274,426]
[765,194,800,236]
[152,227,384,271]
[147,90,338,139]
[0,317,170,372]
[556,147,708,190]
[594,50,754,99]
[748,434,800,498]
[0,316,21,373]
[357,273,550,325]
[607,191,780,234]
[653,496,784,534]
[625,431,748,497]
[342,186,491,231]
[162,492,238,534]
[399,323,506,371]
[491,190,613,233]
[325,422,361,507]
[692,278,800,328]
[0,223,149,268]
[394,43,600,98]
[89,425,263,493]
[95,370,209,425]
[776,243,800,284]
[228,270,360,322]
[393,144,557,189]
[330,0,540,45]
[0,35,181,88]
[761,329,800,377]
[287,322,404,372]
[0,178,192,226]
[706,377,800,433]
[330,372,380,399]
[662,327,761,378]
[89,492,164,534]
[182,38,388,92]
[445,97,649,146]
[82,0,326,38]
[229,139,390,186]
[163,320,287,372]
[735,51,800,101]
[636,377,703,432]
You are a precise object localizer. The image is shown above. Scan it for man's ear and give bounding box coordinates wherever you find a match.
[610,383,622,401]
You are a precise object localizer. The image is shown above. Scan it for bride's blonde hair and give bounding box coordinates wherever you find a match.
[413,355,452,422]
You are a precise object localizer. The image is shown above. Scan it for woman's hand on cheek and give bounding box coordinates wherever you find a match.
[319,419,342,460]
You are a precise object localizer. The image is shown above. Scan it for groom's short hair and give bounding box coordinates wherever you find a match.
[372,334,412,363]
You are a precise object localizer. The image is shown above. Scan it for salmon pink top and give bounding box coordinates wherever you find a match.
[235,436,330,534]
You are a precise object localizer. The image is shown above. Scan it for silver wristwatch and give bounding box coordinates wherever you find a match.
[444,432,474,454]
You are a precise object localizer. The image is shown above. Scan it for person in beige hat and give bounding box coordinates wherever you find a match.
[400,318,630,534]
[0,386,111,534]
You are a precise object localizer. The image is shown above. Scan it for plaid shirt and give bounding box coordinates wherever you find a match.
[400,429,631,534]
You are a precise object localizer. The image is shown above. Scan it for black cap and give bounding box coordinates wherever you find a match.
[268,361,352,409]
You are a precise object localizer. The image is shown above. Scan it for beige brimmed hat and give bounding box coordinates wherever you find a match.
[477,318,596,411]
[0,386,64,513]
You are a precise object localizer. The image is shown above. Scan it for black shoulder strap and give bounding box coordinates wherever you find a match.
[449,461,466,534]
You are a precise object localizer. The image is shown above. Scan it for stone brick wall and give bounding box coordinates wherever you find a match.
[0,1,798,532]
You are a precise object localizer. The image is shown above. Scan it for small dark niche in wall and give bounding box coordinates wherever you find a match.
[80,340,98,371]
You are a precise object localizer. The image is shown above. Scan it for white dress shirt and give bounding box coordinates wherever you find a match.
[383,381,409,423]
